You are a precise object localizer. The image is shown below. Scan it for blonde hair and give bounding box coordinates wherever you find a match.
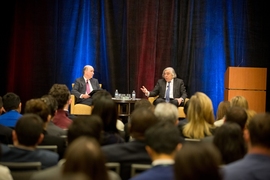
[245,109,257,127]
[183,92,215,139]
[230,96,249,109]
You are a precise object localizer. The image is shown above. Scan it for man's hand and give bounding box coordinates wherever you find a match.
[82,94,90,99]
[140,86,148,94]
[177,98,184,105]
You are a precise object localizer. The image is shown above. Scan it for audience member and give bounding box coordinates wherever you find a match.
[0,145,13,180]
[0,92,22,127]
[124,99,155,142]
[30,115,120,180]
[62,137,110,180]
[154,102,178,125]
[140,67,187,107]
[213,122,246,164]
[225,106,247,130]
[223,113,270,180]
[40,95,67,137]
[49,84,72,129]
[24,98,66,159]
[0,96,13,145]
[245,109,257,127]
[0,114,58,169]
[102,108,158,180]
[180,92,216,139]
[71,65,101,106]
[214,100,230,127]
[230,95,249,109]
[174,142,222,180]
[130,122,182,180]
[92,97,124,146]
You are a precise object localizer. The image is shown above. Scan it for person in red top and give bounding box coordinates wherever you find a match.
[49,84,72,129]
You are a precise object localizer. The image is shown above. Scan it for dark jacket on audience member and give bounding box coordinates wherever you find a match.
[102,140,151,180]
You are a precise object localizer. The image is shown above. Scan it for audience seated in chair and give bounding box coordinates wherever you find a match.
[24,98,67,160]
[214,100,231,127]
[223,113,270,180]
[215,95,249,127]
[102,108,158,180]
[179,92,216,140]
[130,121,182,180]
[40,95,67,137]
[49,84,72,129]
[174,142,222,180]
[91,96,125,146]
[0,114,58,169]
[213,122,246,165]
[0,92,22,128]
[30,115,120,180]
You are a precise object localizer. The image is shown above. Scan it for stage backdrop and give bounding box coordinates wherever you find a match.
[1,0,269,114]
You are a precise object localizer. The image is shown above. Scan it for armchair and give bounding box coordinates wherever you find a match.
[70,84,102,115]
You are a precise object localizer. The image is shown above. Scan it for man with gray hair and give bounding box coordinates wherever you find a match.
[71,65,101,106]
[141,67,187,107]
[154,102,179,125]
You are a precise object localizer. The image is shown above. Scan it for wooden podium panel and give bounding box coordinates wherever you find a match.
[224,89,266,113]
[224,67,267,113]
[225,67,267,90]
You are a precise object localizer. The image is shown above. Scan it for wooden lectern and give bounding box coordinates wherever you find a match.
[224,67,267,113]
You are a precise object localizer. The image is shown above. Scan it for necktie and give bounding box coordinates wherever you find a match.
[166,81,171,102]
[86,80,90,94]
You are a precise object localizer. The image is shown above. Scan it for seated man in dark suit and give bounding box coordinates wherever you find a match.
[0,114,59,169]
[102,108,158,180]
[71,65,101,106]
[131,122,182,180]
[140,67,187,107]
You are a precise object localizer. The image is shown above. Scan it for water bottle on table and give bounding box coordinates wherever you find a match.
[132,90,136,100]
[115,89,119,99]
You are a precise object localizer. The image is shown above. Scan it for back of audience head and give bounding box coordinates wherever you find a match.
[183,92,215,139]
[2,92,21,112]
[67,115,103,145]
[225,106,247,130]
[129,108,158,140]
[24,98,50,125]
[230,95,249,109]
[92,90,112,105]
[245,109,257,127]
[154,103,178,125]
[48,84,70,110]
[174,142,222,180]
[62,136,109,180]
[14,114,44,147]
[91,97,118,133]
[213,122,246,164]
[134,99,154,111]
[187,92,215,125]
[216,100,230,120]
[41,95,58,118]
[145,122,181,156]
[245,113,270,149]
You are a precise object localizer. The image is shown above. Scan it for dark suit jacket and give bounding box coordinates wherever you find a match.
[40,130,67,160]
[149,78,187,99]
[102,140,151,180]
[71,77,101,103]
